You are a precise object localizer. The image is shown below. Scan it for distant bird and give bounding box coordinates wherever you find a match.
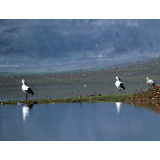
[146,77,155,88]
[115,76,125,93]
[22,79,34,100]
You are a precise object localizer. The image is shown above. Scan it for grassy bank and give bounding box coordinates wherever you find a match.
[0,93,133,105]
[1,85,160,105]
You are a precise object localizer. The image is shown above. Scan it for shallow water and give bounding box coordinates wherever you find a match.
[0,83,148,101]
[1,84,158,141]
[1,102,160,141]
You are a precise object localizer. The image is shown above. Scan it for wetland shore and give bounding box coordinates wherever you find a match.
[1,58,160,88]
[1,85,160,106]
[1,59,160,107]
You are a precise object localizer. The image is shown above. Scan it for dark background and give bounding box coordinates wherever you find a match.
[1,19,160,62]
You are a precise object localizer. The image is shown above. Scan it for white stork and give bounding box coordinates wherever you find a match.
[146,77,155,88]
[115,76,125,93]
[22,79,34,100]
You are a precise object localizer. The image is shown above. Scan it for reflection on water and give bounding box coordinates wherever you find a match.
[116,102,122,114]
[22,104,34,122]
[1,102,160,141]
[1,84,160,140]
[130,101,160,115]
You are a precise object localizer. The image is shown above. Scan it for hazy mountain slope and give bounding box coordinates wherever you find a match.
[0,19,160,67]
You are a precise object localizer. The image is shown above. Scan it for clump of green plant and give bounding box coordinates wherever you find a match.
[0,92,135,105]
[1,85,160,106]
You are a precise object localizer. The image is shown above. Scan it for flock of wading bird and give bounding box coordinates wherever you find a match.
[21,76,156,100]
[115,76,155,93]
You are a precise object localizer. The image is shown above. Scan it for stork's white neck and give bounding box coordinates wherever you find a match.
[146,77,149,81]
[116,77,119,81]
[22,81,27,86]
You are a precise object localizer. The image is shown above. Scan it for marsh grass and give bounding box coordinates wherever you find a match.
[1,86,160,108]
[0,92,138,105]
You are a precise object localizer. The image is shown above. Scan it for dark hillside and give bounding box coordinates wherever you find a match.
[0,19,160,65]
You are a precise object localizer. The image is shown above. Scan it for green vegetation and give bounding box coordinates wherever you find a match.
[0,93,134,105]
[1,86,160,105]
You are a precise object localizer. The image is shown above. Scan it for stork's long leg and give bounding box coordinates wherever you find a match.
[26,93,28,100]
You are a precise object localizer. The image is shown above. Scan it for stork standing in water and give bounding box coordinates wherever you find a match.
[22,79,34,100]
[146,77,155,88]
[115,76,125,93]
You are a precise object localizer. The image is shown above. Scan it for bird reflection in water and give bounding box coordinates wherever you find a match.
[116,102,122,114]
[131,102,160,115]
[22,104,34,122]
[156,103,160,114]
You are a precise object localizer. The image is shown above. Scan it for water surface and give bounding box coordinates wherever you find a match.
[1,83,158,141]
[1,102,160,141]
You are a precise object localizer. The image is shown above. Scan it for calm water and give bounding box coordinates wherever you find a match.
[1,102,160,141]
[1,84,159,141]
